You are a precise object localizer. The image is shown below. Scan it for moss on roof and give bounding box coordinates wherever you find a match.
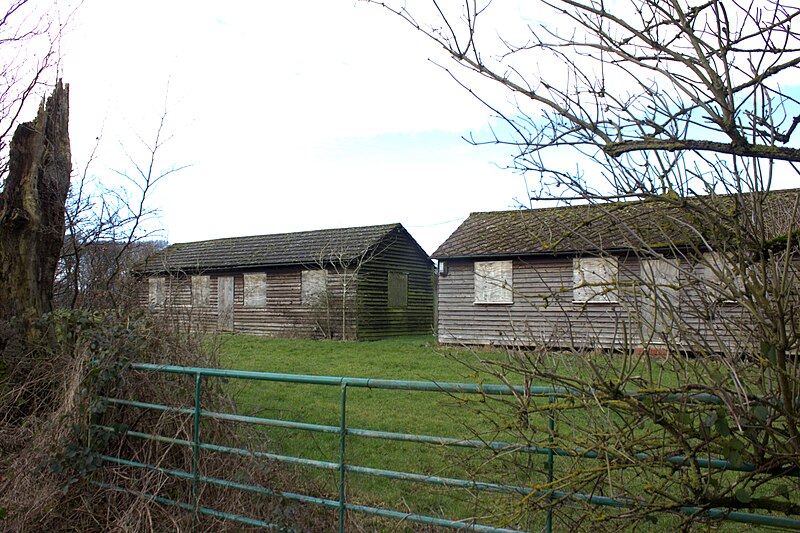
[138,223,413,274]
[432,189,800,259]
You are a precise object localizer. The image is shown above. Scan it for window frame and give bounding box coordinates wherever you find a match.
[640,257,680,336]
[699,251,741,304]
[148,276,166,307]
[301,269,328,307]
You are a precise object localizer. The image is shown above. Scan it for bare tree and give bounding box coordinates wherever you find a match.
[310,244,377,340]
[371,0,800,527]
[57,104,186,310]
[0,1,72,183]
[372,0,799,191]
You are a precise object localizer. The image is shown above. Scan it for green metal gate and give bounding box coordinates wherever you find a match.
[92,363,800,531]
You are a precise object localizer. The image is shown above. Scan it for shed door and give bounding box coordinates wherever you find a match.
[217,276,234,331]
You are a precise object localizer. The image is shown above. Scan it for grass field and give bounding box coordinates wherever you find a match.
[216,335,548,530]
[212,334,767,532]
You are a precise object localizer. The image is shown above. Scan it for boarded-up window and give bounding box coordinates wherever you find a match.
[217,276,234,331]
[641,259,679,301]
[192,275,210,307]
[388,272,408,308]
[244,273,267,307]
[699,251,740,301]
[148,277,166,307]
[474,260,513,304]
[302,269,328,306]
[573,257,618,303]
[640,258,680,337]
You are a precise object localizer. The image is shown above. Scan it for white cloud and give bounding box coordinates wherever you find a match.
[58,1,530,254]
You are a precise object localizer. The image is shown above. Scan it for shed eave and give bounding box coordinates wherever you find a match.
[135,252,418,275]
[135,259,319,276]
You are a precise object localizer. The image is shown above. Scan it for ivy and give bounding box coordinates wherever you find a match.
[44,310,142,492]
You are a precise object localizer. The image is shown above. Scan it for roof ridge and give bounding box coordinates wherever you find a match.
[169,222,402,247]
[137,222,414,273]
[433,188,800,259]
[467,187,800,217]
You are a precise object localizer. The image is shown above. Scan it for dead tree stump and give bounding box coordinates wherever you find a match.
[0,81,71,355]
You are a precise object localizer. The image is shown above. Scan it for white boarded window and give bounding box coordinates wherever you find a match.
[388,272,408,308]
[573,257,618,303]
[641,259,679,300]
[474,260,513,304]
[302,269,328,306]
[148,277,166,307]
[640,258,680,336]
[191,275,210,307]
[244,273,267,307]
[700,252,740,301]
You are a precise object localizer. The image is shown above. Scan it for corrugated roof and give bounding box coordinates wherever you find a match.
[139,223,409,273]
[432,189,800,259]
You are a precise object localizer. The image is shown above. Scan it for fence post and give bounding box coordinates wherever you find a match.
[193,372,202,531]
[546,392,555,533]
[339,382,348,533]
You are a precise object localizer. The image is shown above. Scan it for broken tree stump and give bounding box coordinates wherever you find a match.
[0,80,71,352]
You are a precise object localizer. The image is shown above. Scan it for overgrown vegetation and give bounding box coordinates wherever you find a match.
[1,310,200,530]
[0,313,342,532]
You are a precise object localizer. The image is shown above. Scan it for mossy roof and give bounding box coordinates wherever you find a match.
[138,223,420,274]
[432,189,800,259]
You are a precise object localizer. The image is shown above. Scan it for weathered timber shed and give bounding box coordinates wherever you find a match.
[137,223,434,340]
[432,189,800,353]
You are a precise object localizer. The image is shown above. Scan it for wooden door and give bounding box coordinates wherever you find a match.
[217,276,234,331]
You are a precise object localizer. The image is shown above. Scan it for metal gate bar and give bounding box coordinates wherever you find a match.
[92,363,800,532]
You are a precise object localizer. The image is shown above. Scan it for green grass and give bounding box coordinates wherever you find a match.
[212,335,778,532]
[216,335,542,529]
[218,334,485,382]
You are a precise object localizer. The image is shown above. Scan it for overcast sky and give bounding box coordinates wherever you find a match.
[59,1,531,254]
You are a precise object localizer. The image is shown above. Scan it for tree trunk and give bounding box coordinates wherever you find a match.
[0,81,70,353]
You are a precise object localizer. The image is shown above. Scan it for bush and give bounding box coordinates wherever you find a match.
[0,309,333,531]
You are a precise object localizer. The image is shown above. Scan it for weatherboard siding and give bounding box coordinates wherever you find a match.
[437,257,639,348]
[232,269,309,337]
[137,231,434,339]
[139,268,356,339]
[437,256,758,352]
[138,273,217,332]
[678,265,757,354]
[222,267,357,339]
[356,235,435,340]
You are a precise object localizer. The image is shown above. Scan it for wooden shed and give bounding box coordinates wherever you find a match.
[137,223,435,340]
[432,190,800,353]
